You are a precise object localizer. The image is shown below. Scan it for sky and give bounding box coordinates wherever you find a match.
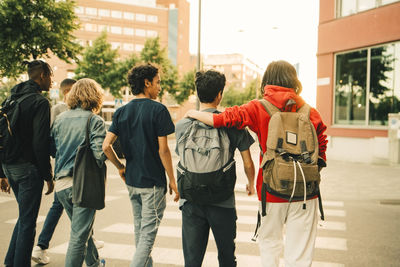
[187,0,320,105]
[103,0,321,105]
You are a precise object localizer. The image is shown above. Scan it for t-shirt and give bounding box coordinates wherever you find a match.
[109,98,175,188]
[51,102,68,125]
[175,108,254,208]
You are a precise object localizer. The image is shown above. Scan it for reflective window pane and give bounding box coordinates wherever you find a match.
[369,43,400,125]
[358,0,375,12]
[335,50,368,125]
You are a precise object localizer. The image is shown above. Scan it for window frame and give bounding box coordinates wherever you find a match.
[332,41,399,129]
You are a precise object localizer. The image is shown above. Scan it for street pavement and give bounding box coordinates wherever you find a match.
[0,137,399,266]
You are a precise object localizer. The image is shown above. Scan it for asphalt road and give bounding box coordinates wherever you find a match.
[0,138,399,266]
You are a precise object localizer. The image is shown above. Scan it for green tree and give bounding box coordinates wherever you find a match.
[106,55,140,98]
[0,79,18,104]
[0,0,81,77]
[171,69,196,104]
[140,37,178,102]
[221,79,259,107]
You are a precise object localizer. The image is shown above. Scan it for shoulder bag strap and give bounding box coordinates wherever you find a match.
[85,113,94,146]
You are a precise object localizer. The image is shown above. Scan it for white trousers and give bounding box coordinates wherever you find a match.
[258,198,318,267]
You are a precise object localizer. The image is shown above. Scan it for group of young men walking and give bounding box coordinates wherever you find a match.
[0,59,327,267]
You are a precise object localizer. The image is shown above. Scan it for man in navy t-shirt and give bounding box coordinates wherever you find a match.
[103,63,179,267]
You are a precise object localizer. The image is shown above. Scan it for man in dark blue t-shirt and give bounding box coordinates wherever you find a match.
[103,63,179,267]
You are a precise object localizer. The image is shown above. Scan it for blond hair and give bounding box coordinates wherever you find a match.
[66,78,103,113]
[261,60,302,95]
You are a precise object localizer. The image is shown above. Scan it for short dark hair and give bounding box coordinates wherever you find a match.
[261,60,302,95]
[24,60,53,80]
[60,78,76,95]
[127,63,159,95]
[195,70,226,103]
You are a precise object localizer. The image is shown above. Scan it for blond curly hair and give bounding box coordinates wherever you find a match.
[66,78,103,113]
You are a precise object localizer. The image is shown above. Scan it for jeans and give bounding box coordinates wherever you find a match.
[2,162,44,267]
[37,193,64,249]
[181,202,237,267]
[56,187,100,267]
[127,185,166,267]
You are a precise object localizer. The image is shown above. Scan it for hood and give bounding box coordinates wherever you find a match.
[11,80,41,98]
[263,85,305,112]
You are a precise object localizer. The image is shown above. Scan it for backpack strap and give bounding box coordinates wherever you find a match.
[297,103,311,117]
[258,99,280,117]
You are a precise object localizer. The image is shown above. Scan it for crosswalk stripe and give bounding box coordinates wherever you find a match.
[100,223,347,251]
[163,210,346,231]
[324,209,346,217]
[0,196,14,204]
[5,215,46,224]
[105,195,122,202]
[49,241,344,266]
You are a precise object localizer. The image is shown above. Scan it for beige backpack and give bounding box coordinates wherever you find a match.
[259,99,324,219]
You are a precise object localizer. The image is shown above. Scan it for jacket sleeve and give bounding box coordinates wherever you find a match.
[89,115,107,167]
[310,108,328,164]
[32,99,53,181]
[213,100,260,133]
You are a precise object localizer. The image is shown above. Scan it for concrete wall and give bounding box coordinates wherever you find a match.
[326,136,388,164]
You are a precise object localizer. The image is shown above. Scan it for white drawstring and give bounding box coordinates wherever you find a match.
[297,161,307,209]
[289,159,297,202]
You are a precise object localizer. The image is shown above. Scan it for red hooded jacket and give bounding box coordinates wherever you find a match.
[213,85,328,202]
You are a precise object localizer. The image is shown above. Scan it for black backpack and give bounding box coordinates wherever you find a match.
[0,93,36,163]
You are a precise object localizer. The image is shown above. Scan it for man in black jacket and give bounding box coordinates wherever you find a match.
[0,60,54,267]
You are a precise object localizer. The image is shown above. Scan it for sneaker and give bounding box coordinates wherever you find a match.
[93,237,105,249]
[100,259,106,267]
[32,245,50,265]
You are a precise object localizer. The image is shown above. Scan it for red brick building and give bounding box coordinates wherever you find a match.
[317,0,400,163]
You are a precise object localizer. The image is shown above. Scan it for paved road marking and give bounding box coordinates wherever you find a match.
[324,209,346,217]
[5,215,46,224]
[49,242,344,267]
[100,223,347,251]
[105,195,122,202]
[0,196,14,204]
[318,221,346,231]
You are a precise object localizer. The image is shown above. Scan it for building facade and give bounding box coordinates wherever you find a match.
[317,0,400,163]
[48,0,191,89]
[203,54,263,91]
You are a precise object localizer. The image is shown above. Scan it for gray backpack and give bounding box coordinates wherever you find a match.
[176,119,236,204]
[259,99,324,219]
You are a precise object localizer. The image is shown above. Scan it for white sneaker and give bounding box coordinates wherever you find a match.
[93,237,105,249]
[32,245,50,265]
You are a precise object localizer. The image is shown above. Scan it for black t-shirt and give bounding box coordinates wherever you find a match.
[109,98,175,188]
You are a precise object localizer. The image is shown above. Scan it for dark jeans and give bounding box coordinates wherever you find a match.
[37,192,64,249]
[181,202,237,267]
[2,162,44,267]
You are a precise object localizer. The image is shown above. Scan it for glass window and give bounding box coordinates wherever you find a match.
[98,25,109,32]
[111,42,121,49]
[136,29,146,37]
[369,43,400,125]
[123,27,134,36]
[111,26,122,34]
[135,44,144,52]
[85,7,97,16]
[147,15,158,23]
[136,13,146,21]
[99,9,110,17]
[123,12,135,20]
[75,6,84,14]
[338,0,357,17]
[123,43,134,51]
[85,23,97,32]
[337,0,400,17]
[335,50,368,125]
[334,42,400,126]
[358,0,376,12]
[146,30,158,37]
[111,10,122,19]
